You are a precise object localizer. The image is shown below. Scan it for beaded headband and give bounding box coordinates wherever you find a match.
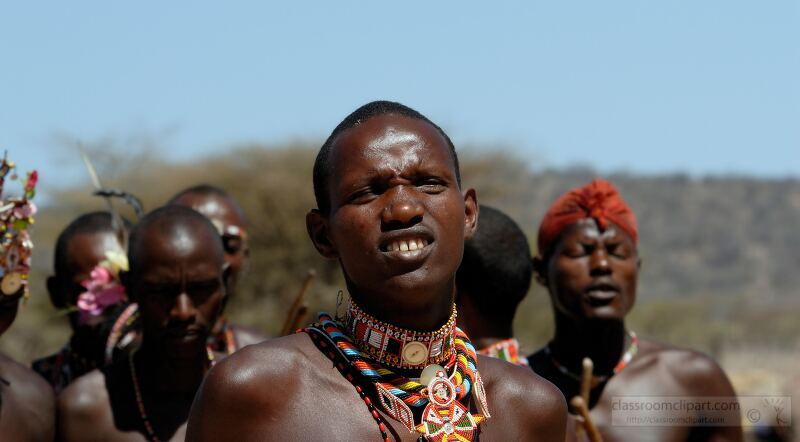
[343,299,456,370]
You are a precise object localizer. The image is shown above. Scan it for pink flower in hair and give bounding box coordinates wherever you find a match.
[76,264,127,324]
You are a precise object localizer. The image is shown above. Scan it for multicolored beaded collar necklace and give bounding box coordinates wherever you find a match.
[478,338,529,367]
[545,330,638,385]
[303,301,490,442]
[343,299,457,370]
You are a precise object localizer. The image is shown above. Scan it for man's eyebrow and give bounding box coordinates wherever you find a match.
[339,169,390,192]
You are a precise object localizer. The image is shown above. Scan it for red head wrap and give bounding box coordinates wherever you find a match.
[537,179,638,257]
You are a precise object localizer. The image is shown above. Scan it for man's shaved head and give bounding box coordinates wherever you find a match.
[128,205,224,273]
[168,184,247,228]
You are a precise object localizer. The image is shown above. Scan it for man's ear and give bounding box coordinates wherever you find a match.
[46,275,66,309]
[462,188,478,240]
[119,270,137,303]
[306,209,338,259]
[637,256,643,271]
[532,256,548,287]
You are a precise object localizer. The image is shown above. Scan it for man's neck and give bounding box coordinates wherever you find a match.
[550,313,628,376]
[348,285,455,332]
[137,339,210,394]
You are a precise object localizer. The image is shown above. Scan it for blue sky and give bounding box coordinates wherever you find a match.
[1,1,797,199]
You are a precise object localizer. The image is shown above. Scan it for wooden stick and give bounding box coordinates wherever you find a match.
[574,357,594,440]
[280,270,315,336]
[570,396,603,442]
[580,357,594,404]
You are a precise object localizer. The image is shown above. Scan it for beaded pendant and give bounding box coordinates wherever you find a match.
[415,369,485,441]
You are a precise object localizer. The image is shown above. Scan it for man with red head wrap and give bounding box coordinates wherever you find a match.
[528,179,743,441]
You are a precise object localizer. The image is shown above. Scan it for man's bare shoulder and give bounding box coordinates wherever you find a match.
[477,355,567,438]
[0,352,53,405]
[0,353,55,440]
[199,333,318,405]
[187,333,325,440]
[638,338,736,395]
[58,369,111,418]
[57,368,117,440]
[479,355,564,405]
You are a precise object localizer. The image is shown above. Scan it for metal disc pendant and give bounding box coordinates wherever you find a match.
[1,272,22,295]
[401,341,428,365]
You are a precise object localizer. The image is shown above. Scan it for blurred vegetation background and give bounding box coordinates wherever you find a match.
[2,141,798,432]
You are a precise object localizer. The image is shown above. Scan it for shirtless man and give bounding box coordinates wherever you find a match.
[1,279,55,441]
[57,205,228,441]
[528,179,742,441]
[188,101,566,441]
[33,211,133,393]
[169,185,268,351]
[456,205,532,366]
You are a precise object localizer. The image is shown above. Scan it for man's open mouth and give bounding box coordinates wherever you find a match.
[381,237,430,252]
[378,230,436,265]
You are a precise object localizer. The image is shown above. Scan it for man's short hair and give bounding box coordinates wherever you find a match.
[456,206,533,325]
[313,100,461,214]
[53,211,125,276]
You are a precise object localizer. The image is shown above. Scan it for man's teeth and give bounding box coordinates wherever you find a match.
[388,238,428,252]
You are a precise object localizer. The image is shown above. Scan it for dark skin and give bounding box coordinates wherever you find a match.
[529,219,743,441]
[187,114,567,441]
[43,230,124,367]
[57,215,227,441]
[1,285,56,442]
[170,191,268,348]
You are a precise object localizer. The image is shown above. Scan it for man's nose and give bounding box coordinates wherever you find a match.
[170,292,196,322]
[589,249,612,275]
[381,187,423,229]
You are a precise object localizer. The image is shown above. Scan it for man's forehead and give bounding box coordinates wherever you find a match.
[329,115,453,176]
[334,114,444,148]
[138,259,221,282]
[64,231,121,268]
[138,223,212,254]
[561,218,632,242]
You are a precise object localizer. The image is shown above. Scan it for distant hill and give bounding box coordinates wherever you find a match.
[458,153,800,302]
